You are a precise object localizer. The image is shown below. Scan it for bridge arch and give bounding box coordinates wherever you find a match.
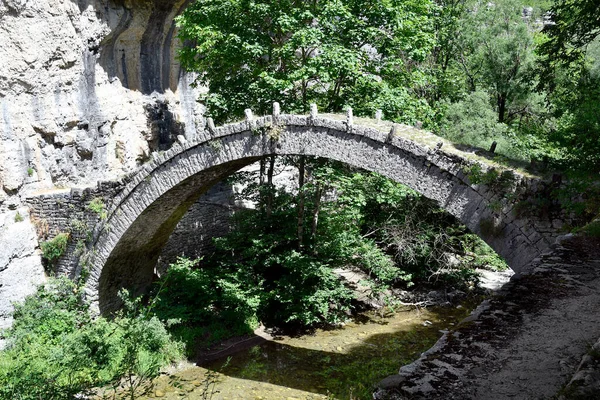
[86,109,554,312]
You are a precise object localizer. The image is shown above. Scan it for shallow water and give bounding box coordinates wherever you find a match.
[144,304,476,400]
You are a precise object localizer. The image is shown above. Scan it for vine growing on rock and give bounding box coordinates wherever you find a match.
[40,232,70,271]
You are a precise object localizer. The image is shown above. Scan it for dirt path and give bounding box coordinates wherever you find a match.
[374,236,600,400]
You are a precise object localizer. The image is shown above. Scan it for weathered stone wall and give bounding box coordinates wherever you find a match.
[159,183,239,268]
[24,179,239,278]
[24,182,123,277]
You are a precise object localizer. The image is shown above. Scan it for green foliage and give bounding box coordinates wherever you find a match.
[26,167,33,177]
[538,0,600,68]
[175,0,600,175]
[534,1,600,173]
[13,212,23,223]
[208,139,223,152]
[544,57,600,172]
[177,0,437,124]
[461,233,508,271]
[581,220,600,238]
[446,0,538,123]
[87,197,107,220]
[210,191,356,329]
[150,257,259,355]
[439,91,526,160]
[0,278,182,400]
[112,290,184,399]
[40,232,69,264]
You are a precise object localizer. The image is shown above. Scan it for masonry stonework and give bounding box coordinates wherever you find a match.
[41,111,567,312]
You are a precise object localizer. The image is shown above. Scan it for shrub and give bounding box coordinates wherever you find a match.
[40,232,69,264]
[87,197,107,220]
[13,212,23,223]
[439,90,526,161]
[581,219,600,237]
[151,257,259,353]
[0,278,183,400]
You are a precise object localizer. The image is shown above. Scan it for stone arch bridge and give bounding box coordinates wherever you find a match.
[27,106,566,312]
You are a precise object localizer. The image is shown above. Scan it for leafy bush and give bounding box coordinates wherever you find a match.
[151,257,259,353]
[0,278,182,400]
[256,251,353,329]
[40,232,69,264]
[210,202,355,330]
[87,197,107,220]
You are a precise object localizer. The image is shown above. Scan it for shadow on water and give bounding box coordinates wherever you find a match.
[188,305,474,399]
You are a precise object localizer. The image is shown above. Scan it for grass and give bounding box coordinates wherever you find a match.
[318,113,538,178]
[581,219,600,237]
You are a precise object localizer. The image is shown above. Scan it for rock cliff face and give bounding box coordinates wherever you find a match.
[0,0,204,325]
[0,0,203,198]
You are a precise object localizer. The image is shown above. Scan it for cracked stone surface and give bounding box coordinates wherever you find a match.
[375,235,600,400]
[0,208,45,331]
[0,0,203,329]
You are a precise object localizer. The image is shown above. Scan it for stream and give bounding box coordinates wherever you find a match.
[141,301,480,400]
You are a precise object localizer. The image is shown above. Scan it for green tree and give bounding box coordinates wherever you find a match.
[177,0,436,124]
[428,0,469,102]
[544,41,600,172]
[535,1,600,172]
[539,0,600,68]
[453,0,537,124]
[0,278,182,400]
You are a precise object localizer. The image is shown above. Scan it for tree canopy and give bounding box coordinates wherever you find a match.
[177,0,437,124]
[539,0,600,66]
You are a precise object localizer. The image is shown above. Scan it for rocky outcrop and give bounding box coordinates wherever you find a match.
[0,208,45,332]
[0,0,204,199]
[0,0,204,327]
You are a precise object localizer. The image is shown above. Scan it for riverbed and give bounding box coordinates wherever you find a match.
[140,302,478,400]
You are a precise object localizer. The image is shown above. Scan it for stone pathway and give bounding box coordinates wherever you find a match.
[374,235,600,400]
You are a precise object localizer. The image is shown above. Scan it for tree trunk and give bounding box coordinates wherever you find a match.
[297,156,306,250]
[259,158,266,210]
[310,181,323,253]
[266,155,275,218]
[259,158,266,186]
[498,93,507,123]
